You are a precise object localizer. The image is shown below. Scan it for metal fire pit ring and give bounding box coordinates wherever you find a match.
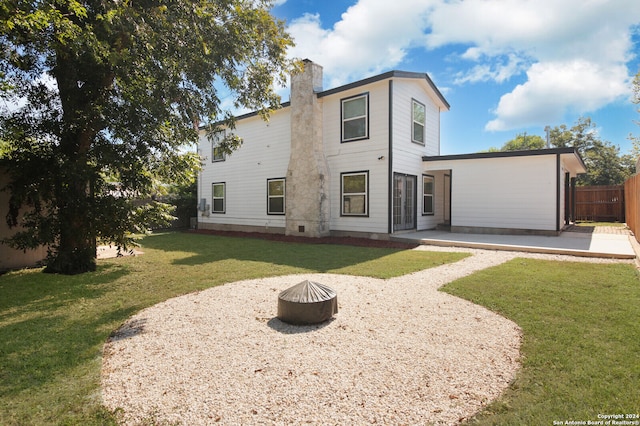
[277,280,338,325]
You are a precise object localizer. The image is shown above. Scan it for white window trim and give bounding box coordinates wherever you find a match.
[267,178,286,215]
[341,93,369,142]
[422,174,434,215]
[212,130,226,162]
[412,99,426,145]
[212,182,225,214]
[341,171,369,216]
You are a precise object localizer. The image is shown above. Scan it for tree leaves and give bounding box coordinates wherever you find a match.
[1,0,294,273]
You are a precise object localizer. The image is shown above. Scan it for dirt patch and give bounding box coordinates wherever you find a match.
[187,229,419,249]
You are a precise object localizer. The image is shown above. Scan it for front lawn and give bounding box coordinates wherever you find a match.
[442,258,640,425]
[0,232,466,425]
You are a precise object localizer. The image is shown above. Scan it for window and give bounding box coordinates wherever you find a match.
[267,178,285,215]
[341,171,368,216]
[341,93,368,142]
[212,130,226,162]
[212,182,225,213]
[423,175,434,215]
[412,99,426,144]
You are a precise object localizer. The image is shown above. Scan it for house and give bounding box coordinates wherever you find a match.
[196,60,586,239]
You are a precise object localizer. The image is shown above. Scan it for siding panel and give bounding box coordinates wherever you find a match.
[323,81,390,233]
[425,155,558,231]
[197,108,290,230]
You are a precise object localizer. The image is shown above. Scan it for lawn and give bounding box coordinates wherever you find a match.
[0,231,467,425]
[2,232,638,425]
[442,258,640,425]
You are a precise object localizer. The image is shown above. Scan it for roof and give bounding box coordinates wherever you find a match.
[202,68,450,128]
[317,70,450,110]
[423,147,587,174]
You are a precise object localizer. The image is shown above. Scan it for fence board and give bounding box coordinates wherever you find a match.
[625,175,640,243]
[574,185,624,222]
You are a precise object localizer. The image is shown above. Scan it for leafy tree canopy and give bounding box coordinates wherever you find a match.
[488,132,546,152]
[0,0,294,274]
[549,117,634,185]
[490,117,634,186]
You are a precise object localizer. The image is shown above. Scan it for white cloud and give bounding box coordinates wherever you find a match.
[285,0,640,131]
[454,53,530,84]
[485,60,631,131]
[286,0,435,87]
[424,0,640,130]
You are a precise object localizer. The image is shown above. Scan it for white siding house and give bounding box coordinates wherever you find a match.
[423,149,586,235]
[197,60,586,238]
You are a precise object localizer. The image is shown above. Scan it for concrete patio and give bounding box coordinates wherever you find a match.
[391,227,637,259]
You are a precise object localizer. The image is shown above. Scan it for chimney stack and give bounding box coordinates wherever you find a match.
[285,60,330,237]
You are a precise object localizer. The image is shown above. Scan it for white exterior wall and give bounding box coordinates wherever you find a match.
[390,79,444,231]
[196,70,449,237]
[558,162,567,228]
[322,80,390,234]
[427,155,559,231]
[419,169,448,230]
[197,108,291,231]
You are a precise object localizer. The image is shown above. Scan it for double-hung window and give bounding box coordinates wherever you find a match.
[423,175,434,215]
[341,93,368,142]
[212,130,226,162]
[412,99,426,144]
[341,171,368,216]
[267,178,285,215]
[212,182,225,213]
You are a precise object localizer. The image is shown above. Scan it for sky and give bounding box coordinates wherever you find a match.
[269,0,640,155]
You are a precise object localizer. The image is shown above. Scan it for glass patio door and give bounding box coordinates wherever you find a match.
[393,173,416,231]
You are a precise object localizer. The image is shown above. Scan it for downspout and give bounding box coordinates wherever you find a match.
[388,79,394,234]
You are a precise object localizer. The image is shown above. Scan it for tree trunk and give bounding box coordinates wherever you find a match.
[45,44,109,274]
[44,159,97,275]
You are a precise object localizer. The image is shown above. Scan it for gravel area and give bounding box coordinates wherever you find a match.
[101,246,632,425]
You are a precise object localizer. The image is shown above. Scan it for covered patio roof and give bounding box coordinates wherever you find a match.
[423,147,587,175]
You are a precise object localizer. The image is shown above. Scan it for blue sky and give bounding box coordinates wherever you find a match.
[270,0,640,155]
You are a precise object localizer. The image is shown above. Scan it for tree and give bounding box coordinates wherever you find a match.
[549,117,632,185]
[1,1,293,274]
[490,132,546,152]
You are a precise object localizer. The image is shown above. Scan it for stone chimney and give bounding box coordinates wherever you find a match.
[285,60,330,237]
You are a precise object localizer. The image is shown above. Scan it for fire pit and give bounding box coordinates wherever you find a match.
[277,280,338,325]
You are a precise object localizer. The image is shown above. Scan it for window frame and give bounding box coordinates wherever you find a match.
[412,99,426,145]
[341,171,369,217]
[267,178,286,215]
[211,182,226,214]
[212,129,226,162]
[422,174,434,216]
[341,93,369,143]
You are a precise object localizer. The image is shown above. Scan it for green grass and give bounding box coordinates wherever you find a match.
[442,258,640,425]
[0,231,467,425]
[575,221,626,227]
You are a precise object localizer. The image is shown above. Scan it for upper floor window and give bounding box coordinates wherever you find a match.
[412,99,425,145]
[341,171,368,216]
[341,93,369,142]
[267,178,285,215]
[212,130,226,162]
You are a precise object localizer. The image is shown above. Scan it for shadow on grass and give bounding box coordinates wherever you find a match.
[0,264,133,399]
[140,232,412,272]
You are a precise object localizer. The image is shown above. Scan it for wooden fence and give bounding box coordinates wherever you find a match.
[625,175,640,242]
[574,185,625,222]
